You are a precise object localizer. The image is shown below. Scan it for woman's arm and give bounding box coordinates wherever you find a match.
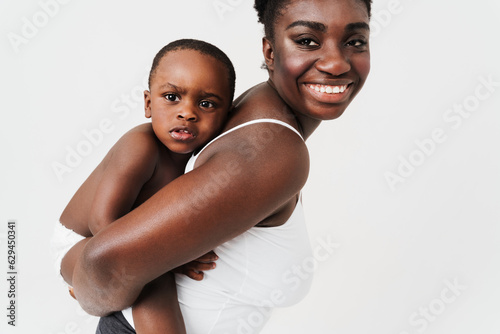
[72,122,310,316]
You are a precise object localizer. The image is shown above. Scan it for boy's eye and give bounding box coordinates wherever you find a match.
[165,94,179,102]
[199,100,215,109]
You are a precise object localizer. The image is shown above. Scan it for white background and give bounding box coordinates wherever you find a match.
[1,0,499,333]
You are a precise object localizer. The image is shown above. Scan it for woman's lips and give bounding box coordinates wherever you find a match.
[309,83,348,94]
[304,83,353,103]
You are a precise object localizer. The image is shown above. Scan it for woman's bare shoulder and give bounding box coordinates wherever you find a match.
[226,82,292,128]
[194,82,307,168]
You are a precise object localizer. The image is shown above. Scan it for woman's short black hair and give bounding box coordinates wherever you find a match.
[254,0,372,41]
[148,39,236,102]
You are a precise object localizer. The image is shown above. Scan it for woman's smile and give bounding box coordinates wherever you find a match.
[303,82,354,104]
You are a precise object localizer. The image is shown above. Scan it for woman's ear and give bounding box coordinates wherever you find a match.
[144,90,152,118]
[262,37,275,71]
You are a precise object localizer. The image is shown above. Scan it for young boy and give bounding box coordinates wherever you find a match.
[55,39,236,333]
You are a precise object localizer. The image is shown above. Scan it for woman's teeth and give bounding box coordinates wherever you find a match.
[309,84,348,94]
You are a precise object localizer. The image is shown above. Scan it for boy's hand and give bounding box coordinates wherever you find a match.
[172,251,218,281]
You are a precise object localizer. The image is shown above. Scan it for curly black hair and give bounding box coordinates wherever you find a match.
[254,0,372,41]
[148,39,236,102]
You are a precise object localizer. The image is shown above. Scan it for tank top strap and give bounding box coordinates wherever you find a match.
[185,118,303,173]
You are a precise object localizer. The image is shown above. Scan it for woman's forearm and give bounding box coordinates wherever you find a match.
[72,233,144,316]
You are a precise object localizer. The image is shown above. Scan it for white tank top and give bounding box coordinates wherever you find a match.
[179,119,312,333]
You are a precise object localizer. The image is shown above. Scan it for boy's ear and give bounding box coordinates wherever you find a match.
[144,90,152,118]
[262,37,275,71]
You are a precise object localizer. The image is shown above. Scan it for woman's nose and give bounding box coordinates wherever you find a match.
[315,44,351,76]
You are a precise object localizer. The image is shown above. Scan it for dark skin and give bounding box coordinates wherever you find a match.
[60,49,233,333]
[69,0,370,319]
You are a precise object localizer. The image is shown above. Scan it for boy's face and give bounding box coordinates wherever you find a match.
[145,49,232,154]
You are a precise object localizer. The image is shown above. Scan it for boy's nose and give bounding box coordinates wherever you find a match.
[177,107,198,122]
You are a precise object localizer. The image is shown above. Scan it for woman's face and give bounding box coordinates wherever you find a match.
[265,0,370,120]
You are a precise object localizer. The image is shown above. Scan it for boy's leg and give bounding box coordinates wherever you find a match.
[132,272,186,334]
[50,221,87,284]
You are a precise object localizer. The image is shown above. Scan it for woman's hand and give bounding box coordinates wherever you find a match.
[172,251,218,281]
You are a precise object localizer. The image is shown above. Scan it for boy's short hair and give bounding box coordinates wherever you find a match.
[148,39,236,103]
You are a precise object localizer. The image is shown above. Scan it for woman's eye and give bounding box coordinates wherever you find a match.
[200,100,215,109]
[346,39,367,48]
[297,38,319,47]
[165,94,179,102]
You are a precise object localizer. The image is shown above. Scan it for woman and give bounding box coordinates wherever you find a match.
[70,0,372,332]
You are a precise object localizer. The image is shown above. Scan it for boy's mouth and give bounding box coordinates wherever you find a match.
[170,127,197,141]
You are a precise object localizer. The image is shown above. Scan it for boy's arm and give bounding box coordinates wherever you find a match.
[59,125,159,287]
[88,125,159,234]
[72,122,310,316]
